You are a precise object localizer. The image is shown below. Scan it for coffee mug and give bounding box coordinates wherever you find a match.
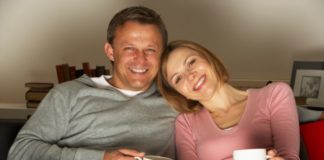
[134,155,173,160]
[233,148,269,160]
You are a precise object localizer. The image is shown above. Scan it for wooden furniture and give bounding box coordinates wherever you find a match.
[0,103,35,120]
[56,62,110,83]
[0,119,26,160]
[0,103,34,159]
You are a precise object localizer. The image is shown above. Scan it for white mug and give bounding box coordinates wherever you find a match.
[233,148,269,160]
[134,155,173,160]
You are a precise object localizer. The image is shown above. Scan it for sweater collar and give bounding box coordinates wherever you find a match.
[76,74,159,98]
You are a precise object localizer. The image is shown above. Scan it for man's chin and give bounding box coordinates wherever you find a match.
[129,80,152,91]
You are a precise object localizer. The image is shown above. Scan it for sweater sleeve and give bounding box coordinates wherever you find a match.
[268,83,300,160]
[7,89,105,160]
[175,114,199,160]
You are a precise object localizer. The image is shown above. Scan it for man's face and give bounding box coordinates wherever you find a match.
[105,21,163,91]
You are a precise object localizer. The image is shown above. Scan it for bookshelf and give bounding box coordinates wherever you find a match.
[0,103,35,120]
[56,62,110,84]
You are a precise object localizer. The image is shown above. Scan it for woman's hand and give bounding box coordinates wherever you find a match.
[103,148,145,160]
[267,149,284,160]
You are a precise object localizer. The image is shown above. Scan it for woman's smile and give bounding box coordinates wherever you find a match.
[193,74,206,91]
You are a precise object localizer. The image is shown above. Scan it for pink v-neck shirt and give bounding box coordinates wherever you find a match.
[175,82,300,160]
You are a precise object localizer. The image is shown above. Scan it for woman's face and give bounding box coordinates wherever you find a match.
[165,47,219,101]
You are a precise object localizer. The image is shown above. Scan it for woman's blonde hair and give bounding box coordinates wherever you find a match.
[157,40,229,113]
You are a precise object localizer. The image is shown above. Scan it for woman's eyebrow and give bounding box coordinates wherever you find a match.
[184,55,191,65]
[169,55,192,81]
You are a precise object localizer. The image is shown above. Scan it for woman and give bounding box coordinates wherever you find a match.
[157,40,300,160]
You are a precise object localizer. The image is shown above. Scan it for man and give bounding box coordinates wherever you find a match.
[8,6,177,160]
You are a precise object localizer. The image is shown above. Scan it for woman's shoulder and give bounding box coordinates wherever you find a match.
[264,82,293,95]
[265,81,291,89]
[247,82,294,102]
[176,107,208,123]
[250,82,292,94]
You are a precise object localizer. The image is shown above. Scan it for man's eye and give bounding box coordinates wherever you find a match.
[145,48,156,54]
[124,47,135,51]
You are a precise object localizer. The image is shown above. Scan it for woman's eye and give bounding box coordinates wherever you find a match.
[175,76,182,84]
[188,59,196,67]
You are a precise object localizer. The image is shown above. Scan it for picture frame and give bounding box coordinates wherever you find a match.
[290,61,324,88]
[293,69,324,101]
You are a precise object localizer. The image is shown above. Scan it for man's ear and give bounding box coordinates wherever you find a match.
[104,42,114,61]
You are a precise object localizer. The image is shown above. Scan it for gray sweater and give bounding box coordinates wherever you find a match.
[8,75,178,160]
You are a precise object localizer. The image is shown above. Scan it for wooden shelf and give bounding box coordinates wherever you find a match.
[0,103,35,120]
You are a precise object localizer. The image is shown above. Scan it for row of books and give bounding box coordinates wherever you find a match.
[25,82,54,108]
[56,62,110,83]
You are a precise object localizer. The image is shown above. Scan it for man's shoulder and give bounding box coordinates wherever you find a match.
[51,76,96,95]
[54,79,86,90]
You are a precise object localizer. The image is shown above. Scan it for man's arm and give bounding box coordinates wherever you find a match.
[8,89,105,160]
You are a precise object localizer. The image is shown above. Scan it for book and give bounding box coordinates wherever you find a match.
[56,64,65,83]
[69,66,76,80]
[95,66,106,77]
[55,62,109,80]
[25,82,54,89]
[25,82,54,92]
[26,87,52,92]
[75,69,84,78]
[82,62,91,76]
[26,101,40,108]
[61,64,71,82]
[25,90,48,101]
[90,69,96,77]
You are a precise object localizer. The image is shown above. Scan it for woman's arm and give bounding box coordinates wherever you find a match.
[268,83,300,160]
[175,115,199,160]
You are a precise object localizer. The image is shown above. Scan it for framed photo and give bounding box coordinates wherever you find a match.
[293,69,324,101]
[290,61,324,88]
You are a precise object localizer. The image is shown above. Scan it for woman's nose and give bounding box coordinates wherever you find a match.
[187,70,196,81]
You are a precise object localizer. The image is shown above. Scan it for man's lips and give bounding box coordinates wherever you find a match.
[129,67,148,74]
[193,75,206,91]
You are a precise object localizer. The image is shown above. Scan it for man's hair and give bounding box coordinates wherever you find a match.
[157,40,229,113]
[107,6,168,49]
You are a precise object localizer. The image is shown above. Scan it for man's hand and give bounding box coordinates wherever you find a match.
[103,148,145,160]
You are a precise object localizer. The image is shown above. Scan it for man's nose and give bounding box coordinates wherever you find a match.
[134,50,147,62]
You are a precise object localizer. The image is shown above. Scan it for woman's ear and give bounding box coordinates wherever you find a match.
[104,42,114,61]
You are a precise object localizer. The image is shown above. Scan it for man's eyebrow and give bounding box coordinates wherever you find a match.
[147,44,158,48]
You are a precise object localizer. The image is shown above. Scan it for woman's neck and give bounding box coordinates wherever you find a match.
[200,83,247,114]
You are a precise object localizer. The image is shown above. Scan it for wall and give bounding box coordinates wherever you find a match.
[1,0,324,103]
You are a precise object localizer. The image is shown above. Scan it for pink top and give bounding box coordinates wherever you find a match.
[175,82,300,160]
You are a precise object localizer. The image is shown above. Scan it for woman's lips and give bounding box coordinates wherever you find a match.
[193,75,206,91]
